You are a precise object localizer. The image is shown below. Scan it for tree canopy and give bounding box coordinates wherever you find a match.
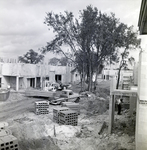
[42,5,141,91]
[48,57,69,66]
[18,49,44,64]
[48,57,60,66]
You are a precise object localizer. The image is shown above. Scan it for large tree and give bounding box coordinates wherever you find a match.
[19,49,44,64]
[115,25,141,89]
[42,10,86,90]
[42,5,141,91]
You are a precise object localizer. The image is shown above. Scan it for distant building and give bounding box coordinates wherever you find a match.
[0,57,73,91]
[70,68,81,83]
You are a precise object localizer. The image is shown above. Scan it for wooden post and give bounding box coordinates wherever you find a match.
[108,94,115,134]
[108,76,116,134]
[54,125,56,137]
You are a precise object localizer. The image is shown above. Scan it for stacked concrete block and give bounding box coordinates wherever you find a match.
[35,101,49,115]
[59,110,78,126]
[0,132,19,150]
[122,76,130,90]
[61,102,80,115]
[53,107,69,123]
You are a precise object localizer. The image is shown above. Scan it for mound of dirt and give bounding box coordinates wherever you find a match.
[7,92,26,102]
[8,114,61,150]
[79,92,109,116]
[19,136,60,150]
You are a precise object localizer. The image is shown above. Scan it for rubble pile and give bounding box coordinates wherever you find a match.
[7,92,25,102]
[79,93,109,115]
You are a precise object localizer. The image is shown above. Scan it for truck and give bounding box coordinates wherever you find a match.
[25,80,72,99]
[49,89,81,105]
[25,80,56,98]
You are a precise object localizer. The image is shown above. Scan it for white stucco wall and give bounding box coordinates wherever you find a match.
[71,70,80,83]
[0,62,73,90]
[133,62,138,85]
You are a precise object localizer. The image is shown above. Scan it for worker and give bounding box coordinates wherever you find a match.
[117,97,123,115]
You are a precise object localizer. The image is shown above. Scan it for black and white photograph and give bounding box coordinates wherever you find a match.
[0,0,146,149]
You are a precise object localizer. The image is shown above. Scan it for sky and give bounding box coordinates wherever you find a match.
[0,0,146,62]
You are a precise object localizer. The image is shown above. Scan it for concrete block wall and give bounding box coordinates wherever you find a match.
[122,75,130,90]
[138,51,147,100]
[0,62,73,90]
[136,51,147,150]
[136,100,147,150]
[129,96,137,116]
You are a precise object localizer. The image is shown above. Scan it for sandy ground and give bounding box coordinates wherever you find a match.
[0,81,136,150]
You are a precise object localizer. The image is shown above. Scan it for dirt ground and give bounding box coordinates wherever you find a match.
[0,81,136,150]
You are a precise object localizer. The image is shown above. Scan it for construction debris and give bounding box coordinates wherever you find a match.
[0,81,136,150]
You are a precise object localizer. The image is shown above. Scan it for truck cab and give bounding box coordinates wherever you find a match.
[60,90,79,99]
[50,90,80,105]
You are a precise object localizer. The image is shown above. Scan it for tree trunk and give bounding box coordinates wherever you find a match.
[116,68,121,89]
[80,62,85,92]
[88,61,92,91]
[94,66,99,91]
[80,74,83,92]
[83,72,85,91]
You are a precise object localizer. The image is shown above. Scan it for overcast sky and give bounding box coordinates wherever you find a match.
[0,0,146,61]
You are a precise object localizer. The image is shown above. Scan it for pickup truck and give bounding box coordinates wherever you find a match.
[50,89,81,105]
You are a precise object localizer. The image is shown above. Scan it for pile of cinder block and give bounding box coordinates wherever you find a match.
[35,101,49,115]
[0,134,19,150]
[53,107,69,123]
[59,110,78,126]
[122,75,130,90]
[0,122,19,150]
[61,102,80,115]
